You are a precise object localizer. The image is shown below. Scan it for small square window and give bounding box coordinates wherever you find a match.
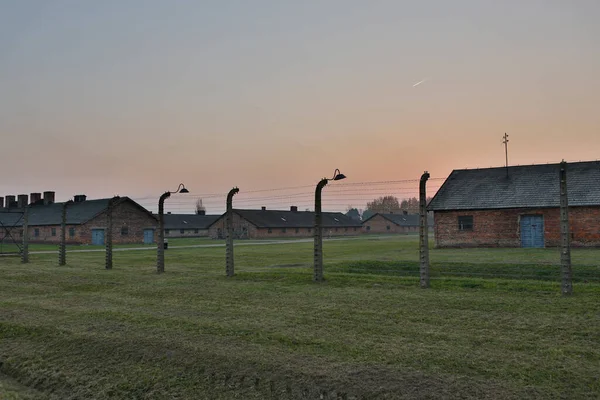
[345,227,348,232]
[295,228,299,233]
[69,228,75,237]
[335,228,338,232]
[121,226,129,236]
[165,229,170,235]
[180,229,185,234]
[51,228,57,236]
[268,228,272,234]
[194,229,199,234]
[458,216,473,231]
[367,226,371,231]
[34,228,40,237]
[307,228,311,233]
[386,225,390,230]
[354,227,357,232]
[281,228,286,233]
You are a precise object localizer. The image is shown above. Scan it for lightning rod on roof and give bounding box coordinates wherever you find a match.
[502,133,509,178]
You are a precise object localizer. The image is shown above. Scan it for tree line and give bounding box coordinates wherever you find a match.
[346,195,433,221]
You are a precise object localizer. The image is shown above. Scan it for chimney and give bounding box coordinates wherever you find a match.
[73,194,87,203]
[43,191,55,205]
[196,209,206,215]
[30,193,42,204]
[167,212,171,214]
[261,206,266,211]
[0,197,4,208]
[5,195,16,208]
[290,206,298,212]
[17,194,28,208]
[403,210,408,215]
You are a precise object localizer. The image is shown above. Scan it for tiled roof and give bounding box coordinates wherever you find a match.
[363,213,433,227]
[0,197,154,227]
[428,161,600,211]
[162,214,220,230]
[231,209,362,228]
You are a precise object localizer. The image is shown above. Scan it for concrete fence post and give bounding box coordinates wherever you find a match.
[59,200,71,265]
[313,178,328,282]
[105,197,115,270]
[226,187,239,277]
[419,171,430,288]
[21,205,29,264]
[559,161,573,295]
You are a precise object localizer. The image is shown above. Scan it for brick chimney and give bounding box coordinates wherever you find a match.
[17,194,28,208]
[290,206,298,212]
[0,197,4,208]
[403,210,408,215]
[30,193,42,204]
[261,206,266,211]
[196,209,206,215]
[43,191,55,205]
[5,195,16,208]
[73,194,87,203]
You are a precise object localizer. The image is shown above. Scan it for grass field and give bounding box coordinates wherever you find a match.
[1,236,599,399]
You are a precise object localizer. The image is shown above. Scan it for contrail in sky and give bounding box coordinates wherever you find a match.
[412,78,430,87]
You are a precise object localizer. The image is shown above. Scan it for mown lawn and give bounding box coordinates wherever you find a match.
[0,236,598,399]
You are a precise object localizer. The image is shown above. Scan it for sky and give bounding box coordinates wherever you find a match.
[1,0,599,213]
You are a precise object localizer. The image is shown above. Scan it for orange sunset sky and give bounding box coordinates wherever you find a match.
[1,1,599,213]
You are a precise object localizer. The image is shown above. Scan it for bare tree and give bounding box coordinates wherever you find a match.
[195,198,206,215]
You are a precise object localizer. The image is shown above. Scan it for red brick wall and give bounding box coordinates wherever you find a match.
[208,213,361,239]
[362,215,417,234]
[434,206,600,247]
[26,224,79,244]
[82,200,158,245]
[164,228,209,238]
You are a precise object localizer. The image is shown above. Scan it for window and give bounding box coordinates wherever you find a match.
[386,225,390,231]
[281,228,286,233]
[34,228,39,237]
[69,228,75,237]
[345,227,348,232]
[354,227,357,232]
[180,229,185,234]
[367,226,371,231]
[335,228,338,232]
[307,228,312,233]
[458,216,473,231]
[51,228,57,236]
[295,228,299,233]
[268,228,272,234]
[121,226,129,236]
[165,229,170,235]
[194,229,199,234]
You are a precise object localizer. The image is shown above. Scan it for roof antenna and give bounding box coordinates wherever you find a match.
[502,133,509,177]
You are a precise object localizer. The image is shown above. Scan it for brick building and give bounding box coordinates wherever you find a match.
[0,193,158,245]
[362,211,432,234]
[162,212,220,238]
[428,161,600,248]
[208,207,363,239]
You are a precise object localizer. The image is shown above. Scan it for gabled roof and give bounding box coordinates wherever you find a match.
[162,214,220,230]
[224,209,362,229]
[428,161,600,211]
[362,213,432,227]
[0,197,156,227]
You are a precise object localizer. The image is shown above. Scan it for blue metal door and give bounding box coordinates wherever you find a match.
[91,229,105,245]
[144,229,154,244]
[520,215,544,248]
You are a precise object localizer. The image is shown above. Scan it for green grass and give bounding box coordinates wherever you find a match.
[0,236,598,399]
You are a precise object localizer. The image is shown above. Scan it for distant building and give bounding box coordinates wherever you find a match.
[207,206,363,239]
[362,211,432,234]
[428,161,600,248]
[161,213,220,238]
[0,193,158,245]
